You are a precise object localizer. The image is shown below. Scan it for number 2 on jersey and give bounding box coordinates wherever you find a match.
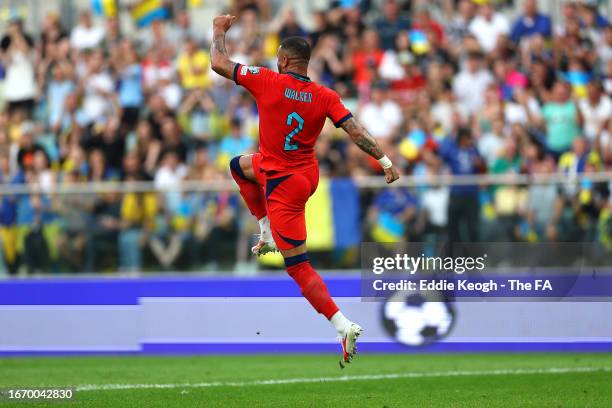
[284,111,304,151]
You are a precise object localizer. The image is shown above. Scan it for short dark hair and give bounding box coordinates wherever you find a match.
[456,127,472,142]
[279,37,311,64]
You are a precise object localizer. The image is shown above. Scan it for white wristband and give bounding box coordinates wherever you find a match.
[378,155,392,169]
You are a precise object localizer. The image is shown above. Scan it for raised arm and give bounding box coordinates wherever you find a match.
[340,117,400,184]
[210,14,238,80]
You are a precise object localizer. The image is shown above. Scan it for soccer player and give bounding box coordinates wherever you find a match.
[211,15,399,366]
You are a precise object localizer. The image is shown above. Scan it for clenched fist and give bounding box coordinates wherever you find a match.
[213,14,237,33]
[384,166,400,184]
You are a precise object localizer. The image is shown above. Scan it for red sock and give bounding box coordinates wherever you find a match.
[230,156,267,220]
[285,255,339,320]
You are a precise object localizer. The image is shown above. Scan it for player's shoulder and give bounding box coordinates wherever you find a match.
[311,82,341,101]
[237,64,275,77]
[234,64,279,85]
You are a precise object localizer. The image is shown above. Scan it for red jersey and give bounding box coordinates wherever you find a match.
[233,64,352,174]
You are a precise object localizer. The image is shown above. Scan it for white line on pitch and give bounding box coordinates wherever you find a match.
[75,366,611,392]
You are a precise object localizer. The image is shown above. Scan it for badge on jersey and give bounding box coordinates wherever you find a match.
[240,65,260,76]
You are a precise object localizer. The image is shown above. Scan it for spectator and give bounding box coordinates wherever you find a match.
[54,170,92,271]
[490,137,527,240]
[154,150,187,190]
[598,25,612,67]
[358,82,402,142]
[276,8,308,40]
[130,120,161,179]
[79,49,114,126]
[103,16,121,52]
[473,84,504,137]
[469,2,510,52]
[88,148,116,181]
[578,81,611,145]
[187,145,218,181]
[310,34,346,87]
[411,5,445,45]
[542,81,581,157]
[478,115,506,167]
[142,48,174,94]
[177,37,212,91]
[218,119,254,168]
[116,41,143,133]
[31,149,55,193]
[375,0,411,51]
[38,12,67,58]
[378,30,413,81]
[519,158,559,242]
[440,128,485,243]
[140,19,177,58]
[446,0,476,46]
[368,187,418,243]
[157,70,183,111]
[84,118,125,174]
[387,53,426,105]
[419,152,449,244]
[70,11,105,50]
[506,86,542,127]
[0,152,19,274]
[177,88,216,140]
[491,133,523,176]
[349,29,384,89]
[148,193,192,269]
[47,62,75,133]
[2,18,36,120]
[226,8,262,53]
[159,116,188,162]
[431,82,468,136]
[558,137,601,176]
[604,59,612,95]
[453,51,493,115]
[510,0,552,44]
[174,10,201,44]
[119,173,156,272]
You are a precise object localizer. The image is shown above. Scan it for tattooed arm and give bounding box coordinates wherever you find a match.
[341,117,400,184]
[210,15,237,80]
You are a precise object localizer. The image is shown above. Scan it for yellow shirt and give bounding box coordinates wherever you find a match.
[121,193,157,229]
[177,50,211,90]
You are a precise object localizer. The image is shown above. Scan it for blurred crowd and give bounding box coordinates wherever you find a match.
[0,0,610,274]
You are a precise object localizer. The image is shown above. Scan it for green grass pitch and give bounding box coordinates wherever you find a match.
[0,352,611,407]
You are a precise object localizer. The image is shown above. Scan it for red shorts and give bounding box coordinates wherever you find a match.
[251,153,319,250]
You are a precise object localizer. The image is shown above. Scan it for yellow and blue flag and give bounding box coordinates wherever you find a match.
[131,0,168,28]
[564,70,590,99]
[91,0,117,17]
[409,30,430,55]
[257,178,361,267]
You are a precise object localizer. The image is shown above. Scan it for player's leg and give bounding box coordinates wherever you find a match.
[229,153,276,254]
[229,153,267,219]
[265,170,362,366]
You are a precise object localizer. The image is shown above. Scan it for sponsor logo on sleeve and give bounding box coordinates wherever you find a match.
[241,66,260,76]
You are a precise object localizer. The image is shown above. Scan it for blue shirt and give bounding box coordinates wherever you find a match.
[593,14,609,28]
[47,80,75,126]
[373,188,417,238]
[0,173,20,226]
[375,19,411,50]
[440,138,483,195]
[219,135,254,159]
[510,13,552,42]
[374,188,418,217]
[119,64,143,108]
[16,194,54,225]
